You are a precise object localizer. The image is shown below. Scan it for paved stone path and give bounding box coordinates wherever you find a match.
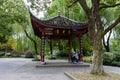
[0,58,119,80]
[0,58,90,80]
[104,66,120,74]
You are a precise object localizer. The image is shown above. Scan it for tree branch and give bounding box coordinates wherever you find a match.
[67,0,78,8]
[103,15,120,36]
[23,29,38,55]
[103,35,107,48]
[24,29,35,42]
[100,3,120,10]
[78,0,91,16]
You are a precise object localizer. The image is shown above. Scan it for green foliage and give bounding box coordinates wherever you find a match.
[5,52,12,57]
[0,36,16,53]
[83,56,92,63]
[83,35,92,56]
[24,50,34,58]
[111,38,120,52]
[103,52,120,67]
[46,0,87,21]
[0,35,8,44]
[114,52,120,62]
[103,52,115,65]
[71,38,79,51]
[57,50,68,57]
[0,0,32,52]
[100,0,119,5]
[48,56,56,60]
[32,58,40,61]
[111,61,120,67]
[0,52,5,57]
[0,14,12,44]
[0,50,24,58]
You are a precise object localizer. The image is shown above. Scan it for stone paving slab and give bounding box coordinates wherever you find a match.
[0,58,119,80]
[0,74,70,80]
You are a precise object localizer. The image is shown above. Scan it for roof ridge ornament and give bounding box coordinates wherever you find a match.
[58,11,61,17]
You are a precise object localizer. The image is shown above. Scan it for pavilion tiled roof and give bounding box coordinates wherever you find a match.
[29,11,88,28]
[42,16,88,27]
[29,11,88,39]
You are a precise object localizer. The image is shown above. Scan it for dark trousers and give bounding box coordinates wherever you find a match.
[71,56,78,63]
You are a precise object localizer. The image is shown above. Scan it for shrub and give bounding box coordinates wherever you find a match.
[32,58,40,61]
[57,50,68,57]
[0,52,5,57]
[103,52,115,65]
[111,61,120,67]
[5,52,12,57]
[83,56,92,63]
[24,50,34,58]
[83,50,92,56]
[48,56,56,60]
[11,50,23,57]
[114,52,120,62]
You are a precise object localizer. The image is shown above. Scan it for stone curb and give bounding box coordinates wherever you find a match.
[64,72,78,80]
[36,62,90,67]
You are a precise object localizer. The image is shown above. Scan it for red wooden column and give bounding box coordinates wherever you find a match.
[79,36,83,62]
[40,32,45,63]
[68,39,71,62]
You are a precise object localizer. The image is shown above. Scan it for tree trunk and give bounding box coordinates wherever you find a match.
[23,29,38,58]
[103,30,112,52]
[103,37,110,52]
[91,36,104,74]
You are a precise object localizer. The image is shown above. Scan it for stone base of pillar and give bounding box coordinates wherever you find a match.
[78,61,84,64]
[40,61,46,65]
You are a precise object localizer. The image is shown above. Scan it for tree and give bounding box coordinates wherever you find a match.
[0,0,13,44]
[76,0,120,74]
[1,36,17,51]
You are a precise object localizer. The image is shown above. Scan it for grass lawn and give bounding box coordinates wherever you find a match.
[83,56,92,63]
[70,72,120,80]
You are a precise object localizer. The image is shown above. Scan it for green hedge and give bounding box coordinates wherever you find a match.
[114,52,120,62]
[103,52,115,65]
[111,61,120,67]
[0,52,5,57]
[57,50,68,57]
[103,52,120,67]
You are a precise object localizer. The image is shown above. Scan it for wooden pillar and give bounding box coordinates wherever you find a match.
[68,39,71,62]
[79,36,83,62]
[40,32,45,62]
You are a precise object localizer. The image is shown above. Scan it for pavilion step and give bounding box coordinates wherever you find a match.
[36,62,90,67]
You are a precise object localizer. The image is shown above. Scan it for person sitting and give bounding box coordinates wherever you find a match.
[71,52,79,63]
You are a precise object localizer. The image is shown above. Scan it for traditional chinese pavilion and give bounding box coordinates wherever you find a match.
[29,11,88,63]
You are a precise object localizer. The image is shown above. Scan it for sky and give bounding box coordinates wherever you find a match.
[23,0,52,19]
